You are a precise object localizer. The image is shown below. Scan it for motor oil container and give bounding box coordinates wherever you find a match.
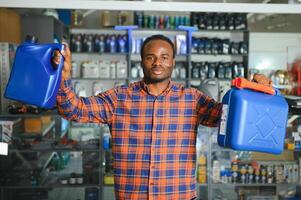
[218,77,288,154]
[4,41,64,109]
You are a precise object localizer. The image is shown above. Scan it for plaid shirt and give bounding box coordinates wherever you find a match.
[57,79,222,200]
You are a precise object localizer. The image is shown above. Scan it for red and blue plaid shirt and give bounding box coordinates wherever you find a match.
[57,79,222,200]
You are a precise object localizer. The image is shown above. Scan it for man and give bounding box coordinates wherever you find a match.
[55,34,270,200]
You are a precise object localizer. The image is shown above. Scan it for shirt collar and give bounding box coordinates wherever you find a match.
[139,79,174,96]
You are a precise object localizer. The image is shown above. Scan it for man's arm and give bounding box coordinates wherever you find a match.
[195,90,223,127]
[55,43,116,124]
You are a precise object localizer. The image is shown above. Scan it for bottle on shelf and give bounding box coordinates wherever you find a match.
[231,160,238,184]
[255,168,260,184]
[197,153,207,184]
[261,165,267,184]
[247,164,254,184]
[240,165,247,184]
[267,165,274,184]
[212,159,221,183]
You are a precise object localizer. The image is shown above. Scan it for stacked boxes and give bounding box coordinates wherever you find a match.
[0,43,17,113]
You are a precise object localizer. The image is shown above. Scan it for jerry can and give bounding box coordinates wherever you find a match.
[4,41,64,109]
[218,77,288,154]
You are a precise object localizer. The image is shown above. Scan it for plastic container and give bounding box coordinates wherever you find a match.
[218,77,288,154]
[4,41,64,108]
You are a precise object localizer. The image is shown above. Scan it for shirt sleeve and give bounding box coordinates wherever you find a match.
[56,79,116,124]
[195,89,223,127]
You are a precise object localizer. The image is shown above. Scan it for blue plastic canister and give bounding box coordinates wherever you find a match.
[4,42,64,108]
[218,78,288,154]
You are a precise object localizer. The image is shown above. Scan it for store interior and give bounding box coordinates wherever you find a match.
[1,1,301,200]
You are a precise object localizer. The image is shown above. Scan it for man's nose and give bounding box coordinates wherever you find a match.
[153,57,161,66]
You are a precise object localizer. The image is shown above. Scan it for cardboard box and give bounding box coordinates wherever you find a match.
[0,43,18,113]
[0,117,22,142]
[251,150,295,161]
[24,118,43,133]
[0,8,21,44]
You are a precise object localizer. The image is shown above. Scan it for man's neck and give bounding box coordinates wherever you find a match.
[143,79,170,96]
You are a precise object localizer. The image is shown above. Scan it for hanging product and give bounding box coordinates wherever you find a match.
[218,77,288,154]
[5,41,64,108]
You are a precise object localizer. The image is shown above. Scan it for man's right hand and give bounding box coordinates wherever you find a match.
[52,42,72,81]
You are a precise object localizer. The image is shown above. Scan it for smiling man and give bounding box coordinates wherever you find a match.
[56,34,270,200]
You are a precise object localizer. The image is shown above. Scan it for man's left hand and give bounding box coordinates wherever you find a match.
[252,74,272,86]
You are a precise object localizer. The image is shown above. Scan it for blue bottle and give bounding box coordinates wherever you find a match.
[4,41,64,109]
[218,78,288,154]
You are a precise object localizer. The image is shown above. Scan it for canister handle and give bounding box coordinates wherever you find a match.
[231,77,275,95]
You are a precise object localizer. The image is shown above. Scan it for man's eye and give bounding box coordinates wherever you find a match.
[146,56,154,61]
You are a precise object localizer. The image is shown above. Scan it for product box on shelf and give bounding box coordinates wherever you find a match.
[69,127,99,142]
[116,60,127,78]
[74,81,88,97]
[24,116,52,134]
[0,43,18,113]
[0,117,22,142]
[0,8,21,44]
[81,61,99,78]
[99,60,111,78]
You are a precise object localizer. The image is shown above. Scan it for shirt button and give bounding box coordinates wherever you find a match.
[151,165,155,169]
[150,183,154,186]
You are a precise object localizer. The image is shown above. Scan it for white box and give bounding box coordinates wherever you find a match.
[69,127,98,141]
[116,61,127,78]
[110,61,116,78]
[0,43,18,113]
[0,117,22,142]
[81,61,99,78]
[99,60,111,78]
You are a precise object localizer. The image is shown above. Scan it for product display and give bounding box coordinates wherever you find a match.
[134,12,190,29]
[192,37,248,55]
[191,61,245,79]
[71,33,128,53]
[190,12,247,30]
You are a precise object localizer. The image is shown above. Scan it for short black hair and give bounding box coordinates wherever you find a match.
[140,34,175,59]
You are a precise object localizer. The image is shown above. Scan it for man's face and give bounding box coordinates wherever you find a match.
[141,39,175,83]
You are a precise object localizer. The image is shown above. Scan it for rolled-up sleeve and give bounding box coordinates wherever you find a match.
[195,89,223,127]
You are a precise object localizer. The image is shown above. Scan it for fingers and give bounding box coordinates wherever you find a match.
[61,42,71,61]
[52,50,61,65]
[252,74,272,86]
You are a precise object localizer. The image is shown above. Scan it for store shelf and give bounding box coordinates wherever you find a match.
[72,77,128,81]
[211,183,301,187]
[0,111,58,117]
[211,148,236,152]
[0,184,100,189]
[9,142,99,153]
[191,53,247,56]
[72,52,128,56]
[211,148,301,152]
[71,27,235,36]
[103,184,114,187]
[13,121,55,138]
[198,183,208,186]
